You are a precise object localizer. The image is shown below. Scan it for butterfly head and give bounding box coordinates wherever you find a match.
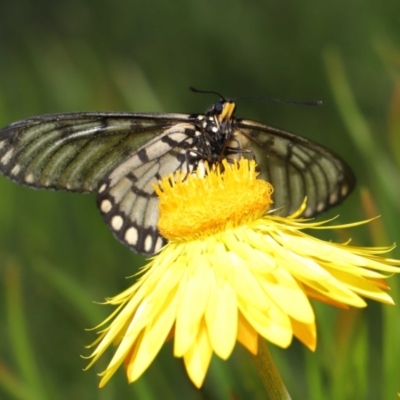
[189,87,236,126]
[197,98,237,147]
[205,99,236,133]
[211,99,236,123]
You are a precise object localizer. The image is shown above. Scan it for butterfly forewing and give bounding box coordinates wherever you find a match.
[0,112,187,192]
[235,119,355,217]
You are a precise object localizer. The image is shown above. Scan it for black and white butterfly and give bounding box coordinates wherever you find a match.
[0,96,355,255]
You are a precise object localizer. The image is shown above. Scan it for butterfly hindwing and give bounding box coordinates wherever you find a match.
[235,119,355,217]
[96,123,201,255]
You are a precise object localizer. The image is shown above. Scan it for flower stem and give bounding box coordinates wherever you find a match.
[252,339,292,400]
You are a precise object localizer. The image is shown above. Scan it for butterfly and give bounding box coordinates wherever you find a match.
[0,94,355,255]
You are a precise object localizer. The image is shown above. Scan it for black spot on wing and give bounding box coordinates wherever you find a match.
[137,148,150,163]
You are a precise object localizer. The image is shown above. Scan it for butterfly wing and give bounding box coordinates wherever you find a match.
[234,119,355,217]
[0,112,190,191]
[0,110,356,255]
[0,112,198,255]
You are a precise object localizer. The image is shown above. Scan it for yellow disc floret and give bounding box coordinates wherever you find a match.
[154,159,273,241]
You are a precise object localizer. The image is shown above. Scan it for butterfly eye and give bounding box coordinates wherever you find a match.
[213,101,224,114]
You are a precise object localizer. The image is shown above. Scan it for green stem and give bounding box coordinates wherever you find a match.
[252,340,292,400]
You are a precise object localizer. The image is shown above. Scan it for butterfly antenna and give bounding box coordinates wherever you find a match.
[236,95,322,106]
[189,86,227,101]
[189,87,322,106]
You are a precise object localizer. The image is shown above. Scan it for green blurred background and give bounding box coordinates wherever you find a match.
[0,1,399,399]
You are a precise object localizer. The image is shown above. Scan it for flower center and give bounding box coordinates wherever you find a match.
[154,159,274,241]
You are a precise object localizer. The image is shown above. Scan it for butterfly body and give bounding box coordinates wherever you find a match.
[0,100,355,255]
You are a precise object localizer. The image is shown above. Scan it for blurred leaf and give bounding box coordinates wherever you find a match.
[324,48,400,213]
[4,261,47,400]
[388,81,400,169]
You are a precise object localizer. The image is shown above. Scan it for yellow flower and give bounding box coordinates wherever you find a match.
[86,159,400,388]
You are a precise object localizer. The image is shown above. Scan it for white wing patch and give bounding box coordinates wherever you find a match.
[25,173,34,183]
[1,149,13,165]
[125,227,139,246]
[111,215,124,230]
[11,164,21,175]
[100,199,112,213]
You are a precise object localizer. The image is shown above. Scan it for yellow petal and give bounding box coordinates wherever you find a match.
[303,277,367,307]
[126,287,179,382]
[290,318,317,351]
[325,267,395,304]
[259,268,315,324]
[226,251,273,308]
[205,277,238,359]
[174,262,212,357]
[237,312,258,354]
[183,319,213,388]
[240,300,293,348]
